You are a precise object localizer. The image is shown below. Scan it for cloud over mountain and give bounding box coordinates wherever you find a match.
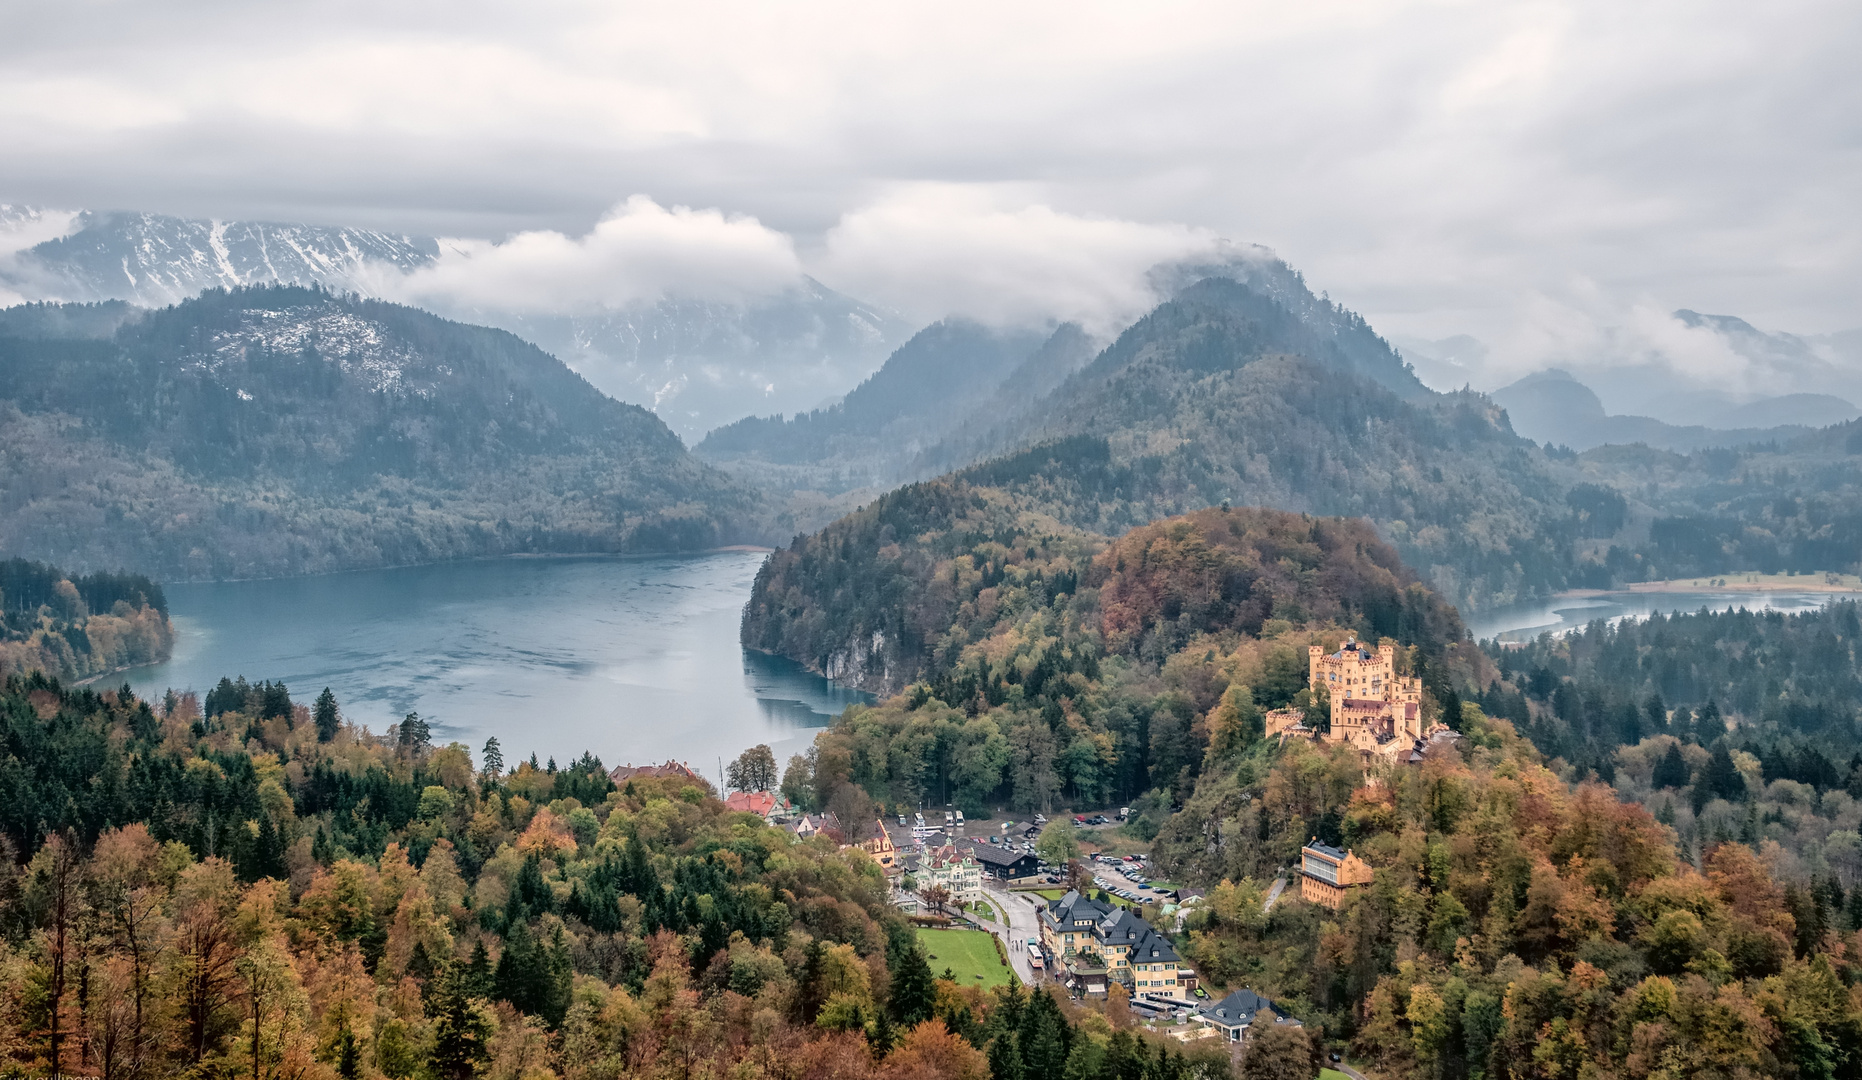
[815,185,1225,331]
[377,196,806,315]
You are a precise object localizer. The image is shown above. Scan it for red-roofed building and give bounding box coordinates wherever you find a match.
[725,790,782,821]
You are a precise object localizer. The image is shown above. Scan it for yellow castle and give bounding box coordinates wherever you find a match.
[1265,638,1425,760]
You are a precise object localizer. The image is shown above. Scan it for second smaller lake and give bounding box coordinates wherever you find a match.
[1467,589,1845,643]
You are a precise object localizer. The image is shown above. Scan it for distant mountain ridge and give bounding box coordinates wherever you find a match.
[0,204,915,441]
[1490,368,1848,452]
[739,270,1597,694]
[1,209,437,306]
[698,246,1434,505]
[694,320,1083,492]
[0,286,752,579]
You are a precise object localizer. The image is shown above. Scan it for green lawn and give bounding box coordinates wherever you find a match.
[1320,1069,1352,1080]
[969,898,1001,922]
[919,928,1018,988]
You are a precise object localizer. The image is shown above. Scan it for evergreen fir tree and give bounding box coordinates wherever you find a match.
[792,938,829,1024]
[542,923,575,1027]
[1653,742,1691,790]
[887,939,937,1028]
[866,1008,898,1055]
[1644,693,1668,733]
[408,939,436,984]
[313,687,340,742]
[987,1031,1025,1080]
[1018,988,1069,1078]
[430,969,493,1080]
[336,1029,361,1080]
[494,918,549,1016]
[1703,743,1746,802]
[465,938,494,997]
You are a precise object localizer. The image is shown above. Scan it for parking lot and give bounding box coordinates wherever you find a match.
[1086,853,1175,904]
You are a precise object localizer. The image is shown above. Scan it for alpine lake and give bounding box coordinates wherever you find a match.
[118,552,1850,772]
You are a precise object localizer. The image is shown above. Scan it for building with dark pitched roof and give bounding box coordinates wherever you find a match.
[1195,987,1300,1043]
[1040,890,1190,1001]
[965,842,1039,880]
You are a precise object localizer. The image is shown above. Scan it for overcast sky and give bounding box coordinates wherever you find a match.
[3,0,1857,387]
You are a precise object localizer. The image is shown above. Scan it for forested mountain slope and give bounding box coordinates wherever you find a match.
[748,499,1474,733]
[764,497,1862,1075]
[1572,425,1862,581]
[930,278,1576,609]
[695,320,1082,493]
[0,287,754,579]
[742,278,1586,697]
[1,207,915,440]
[0,673,1235,1080]
[0,557,172,682]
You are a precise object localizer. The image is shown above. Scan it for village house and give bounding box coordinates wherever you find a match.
[859,818,901,875]
[785,811,840,840]
[904,843,982,905]
[1194,987,1301,1044]
[723,790,786,823]
[965,842,1040,881]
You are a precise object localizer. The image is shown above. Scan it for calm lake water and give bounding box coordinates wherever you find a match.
[117,549,1850,772]
[1465,589,1843,643]
[121,552,870,776]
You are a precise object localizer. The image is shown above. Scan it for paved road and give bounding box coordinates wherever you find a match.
[976,882,1045,984]
[1263,875,1288,912]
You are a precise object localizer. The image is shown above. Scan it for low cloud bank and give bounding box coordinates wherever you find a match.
[364,186,1232,336]
[815,184,1225,332]
[373,196,806,315]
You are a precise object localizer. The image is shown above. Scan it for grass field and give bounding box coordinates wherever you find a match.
[919,928,1018,988]
[1320,1069,1352,1080]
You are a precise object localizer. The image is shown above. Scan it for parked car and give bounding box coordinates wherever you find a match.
[1088,815,1109,825]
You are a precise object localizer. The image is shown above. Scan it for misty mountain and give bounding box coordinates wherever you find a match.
[0,286,751,580]
[1400,309,1862,427]
[1,209,437,305]
[742,271,1590,664]
[698,245,1431,502]
[0,206,915,441]
[1490,368,1843,452]
[1147,246,1433,402]
[1390,333,1489,391]
[494,279,913,444]
[694,320,1087,493]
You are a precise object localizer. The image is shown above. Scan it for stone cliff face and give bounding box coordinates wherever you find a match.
[820,629,896,693]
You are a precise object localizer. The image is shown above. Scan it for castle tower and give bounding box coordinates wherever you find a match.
[1308,638,1424,754]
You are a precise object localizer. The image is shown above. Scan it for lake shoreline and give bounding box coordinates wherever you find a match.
[151,545,776,586]
[118,551,864,770]
[1557,573,1862,600]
